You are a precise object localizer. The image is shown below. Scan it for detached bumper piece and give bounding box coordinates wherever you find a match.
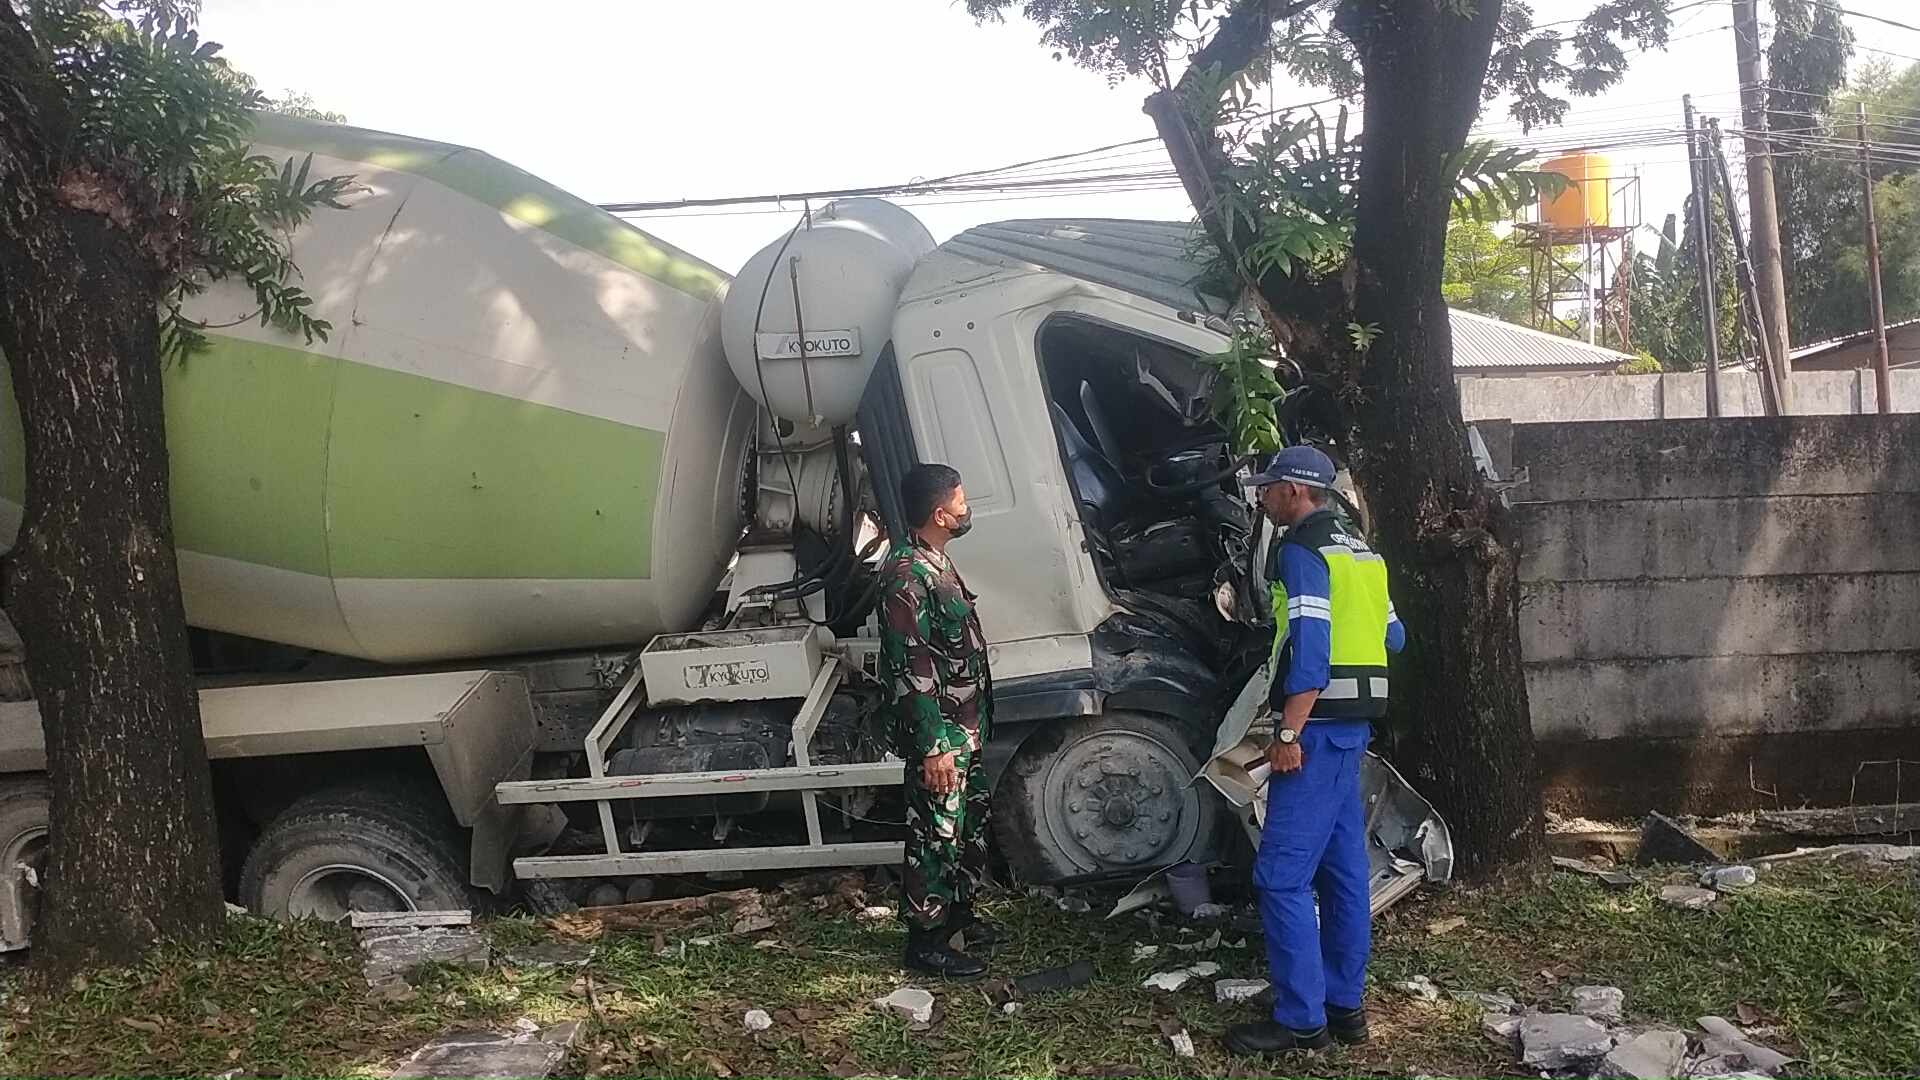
[1196,666,1453,915]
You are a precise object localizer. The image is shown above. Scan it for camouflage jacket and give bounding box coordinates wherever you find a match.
[877,533,993,757]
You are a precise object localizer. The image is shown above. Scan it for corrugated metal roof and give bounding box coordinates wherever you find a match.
[940,217,1633,372]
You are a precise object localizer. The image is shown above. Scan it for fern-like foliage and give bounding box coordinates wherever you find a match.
[1446,139,1573,222]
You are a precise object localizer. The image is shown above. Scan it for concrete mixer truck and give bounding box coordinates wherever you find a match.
[0,114,1448,946]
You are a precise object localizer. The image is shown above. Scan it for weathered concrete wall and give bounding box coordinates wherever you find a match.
[1462,368,1919,423]
[1507,415,1920,818]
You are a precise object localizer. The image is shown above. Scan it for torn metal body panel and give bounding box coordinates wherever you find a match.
[1199,666,1454,914]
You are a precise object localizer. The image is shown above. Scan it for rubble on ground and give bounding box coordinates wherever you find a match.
[388,1017,581,1080]
[873,987,936,1024]
[1658,885,1719,911]
[1140,961,1219,991]
[1213,978,1268,1003]
[1636,813,1722,865]
[1520,1012,1615,1070]
[353,910,488,989]
[1572,984,1626,1022]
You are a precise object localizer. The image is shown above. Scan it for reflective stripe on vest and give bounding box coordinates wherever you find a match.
[1269,512,1392,719]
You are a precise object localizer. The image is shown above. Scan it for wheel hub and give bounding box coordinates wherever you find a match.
[1043,729,1200,872]
[287,864,416,923]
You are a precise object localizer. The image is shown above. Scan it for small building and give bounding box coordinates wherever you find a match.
[1446,308,1634,377]
[1789,318,1920,372]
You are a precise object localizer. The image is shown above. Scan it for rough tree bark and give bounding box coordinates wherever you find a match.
[1333,0,1542,874]
[1148,0,1542,875]
[0,8,225,976]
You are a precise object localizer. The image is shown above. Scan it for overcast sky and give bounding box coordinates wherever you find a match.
[197,0,1917,273]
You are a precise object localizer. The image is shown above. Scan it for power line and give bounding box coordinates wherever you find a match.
[1835,6,1920,35]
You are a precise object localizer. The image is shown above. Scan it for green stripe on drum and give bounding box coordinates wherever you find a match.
[164,334,665,581]
[250,112,726,301]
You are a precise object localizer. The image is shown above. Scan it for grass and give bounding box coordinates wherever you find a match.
[1,859,1913,1079]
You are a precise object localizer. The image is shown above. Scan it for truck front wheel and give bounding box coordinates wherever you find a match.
[240,787,476,922]
[993,711,1228,884]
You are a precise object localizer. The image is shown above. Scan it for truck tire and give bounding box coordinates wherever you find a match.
[240,787,476,922]
[993,711,1229,884]
[0,777,49,951]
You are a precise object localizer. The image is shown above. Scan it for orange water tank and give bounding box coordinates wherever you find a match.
[1540,153,1612,230]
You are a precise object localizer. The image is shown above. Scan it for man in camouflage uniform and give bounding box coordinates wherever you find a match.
[878,463,1011,979]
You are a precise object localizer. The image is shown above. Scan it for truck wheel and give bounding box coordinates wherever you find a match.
[240,787,475,922]
[0,778,49,951]
[993,711,1228,884]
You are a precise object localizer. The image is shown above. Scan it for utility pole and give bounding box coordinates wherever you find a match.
[1858,102,1894,414]
[1685,96,1723,417]
[1707,117,1784,415]
[1732,0,1796,412]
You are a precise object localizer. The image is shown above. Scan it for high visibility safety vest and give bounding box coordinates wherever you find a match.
[1269,510,1392,719]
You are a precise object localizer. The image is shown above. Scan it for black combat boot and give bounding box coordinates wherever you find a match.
[1222,1020,1335,1056]
[903,924,987,980]
[949,902,1014,949]
[1326,1003,1369,1045]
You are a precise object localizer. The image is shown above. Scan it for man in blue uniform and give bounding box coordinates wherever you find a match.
[1224,444,1406,1057]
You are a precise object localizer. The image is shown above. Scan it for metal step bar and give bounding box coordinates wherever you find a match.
[495,656,905,880]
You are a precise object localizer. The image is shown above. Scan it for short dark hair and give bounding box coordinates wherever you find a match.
[901,463,962,529]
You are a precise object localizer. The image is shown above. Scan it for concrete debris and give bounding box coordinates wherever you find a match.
[1449,990,1519,1012]
[857,905,894,922]
[1757,803,1920,838]
[873,987,936,1024]
[1001,1001,1020,1015]
[1169,930,1222,953]
[1518,1012,1615,1070]
[1481,1012,1523,1051]
[1686,1059,1770,1080]
[223,902,249,916]
[1129,943,1160,963]
[1594,1029,1690,1080]
[360,928,489,988]
[1054,893,1093,914]
[1427,915,1468,936]
[1214,978,1269,1004]
[1552,856,1642,890]
[1140,961,1219,992]
[1188,902,1231,921]
[1697,1016,1795,1074]
[742,1008,773,1032]
[1396,974,1442,1002]
[348,909,471,930]
[1658,885,1719,911]
[1637,812,1721,866]
[1759,843,1918,866]
[1167,1028,1196,1058]
[1572,985,1626,1022]
[388,1018,581,1080]
[1700,865,1757,891]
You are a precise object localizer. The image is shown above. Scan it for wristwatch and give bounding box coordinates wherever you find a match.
[1275,726,1299,745]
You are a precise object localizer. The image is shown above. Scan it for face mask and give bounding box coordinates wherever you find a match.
[945,506,973,538]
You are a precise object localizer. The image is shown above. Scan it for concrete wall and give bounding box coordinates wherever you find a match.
[1505,415,1920,819]
[1461,368,1920,423]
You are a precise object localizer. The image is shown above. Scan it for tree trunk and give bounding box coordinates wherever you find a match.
[0,65,225,969]
[1335,0,1542,875]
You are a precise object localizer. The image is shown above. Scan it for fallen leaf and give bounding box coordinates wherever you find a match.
[227,1048,242,1061]
[705,1055,734,1077]
[1120,1016,1159,1029]
[1832,999,1866,1015]
[1427,916,1468,936]
[119,1017,162,1033]
[1736,1002,1760,1025]
[651,932,668,955]
[1539,964,1574,981]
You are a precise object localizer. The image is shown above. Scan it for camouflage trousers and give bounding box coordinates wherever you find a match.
[900,749,991,931]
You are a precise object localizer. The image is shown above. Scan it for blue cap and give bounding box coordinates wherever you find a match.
[1242,444,1336,489]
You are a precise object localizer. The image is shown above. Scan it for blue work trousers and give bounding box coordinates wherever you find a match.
[1252,719,1372,1032]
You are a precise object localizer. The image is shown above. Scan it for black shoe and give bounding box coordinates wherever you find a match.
[1222,1020,1335,1056]
[1326,1004,1369,1045]
[950,904,1014,949]
[903,926,987,980]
